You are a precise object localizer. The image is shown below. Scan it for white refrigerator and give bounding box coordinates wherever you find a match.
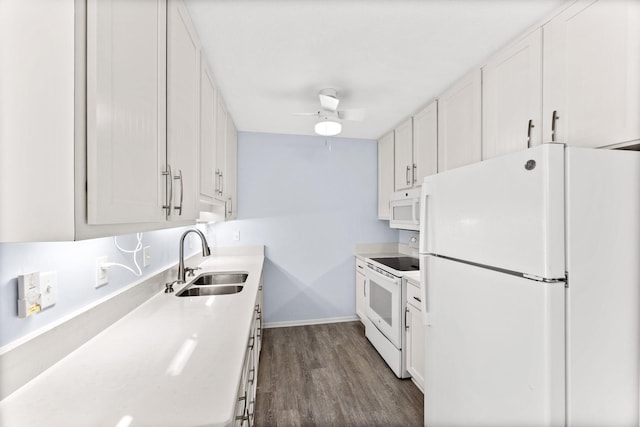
[419,143,640,426]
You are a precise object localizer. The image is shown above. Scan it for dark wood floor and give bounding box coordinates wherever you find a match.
[255,321,424,427]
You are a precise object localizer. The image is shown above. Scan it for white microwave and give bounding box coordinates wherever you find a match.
[389,188,421,231]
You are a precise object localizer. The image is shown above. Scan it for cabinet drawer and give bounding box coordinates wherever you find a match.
[406,280,422,310]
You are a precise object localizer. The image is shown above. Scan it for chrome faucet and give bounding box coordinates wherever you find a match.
[166,229,211,293]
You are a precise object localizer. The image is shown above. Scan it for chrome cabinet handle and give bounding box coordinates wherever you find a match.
[227,197,232,215]
[162,164,173,216]
[248,334,255,350]
[214,168,220,195]
[527,119,535,148]
[173,169,183,215]
[219,172,224,196]
[248,368,256,384]
[551,110,559,142]
[404,307,409,330]
[413,296,422,303]
[412,163,417,184]
[405,165,411,185]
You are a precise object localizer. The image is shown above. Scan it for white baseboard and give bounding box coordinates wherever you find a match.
[264,315,358,329]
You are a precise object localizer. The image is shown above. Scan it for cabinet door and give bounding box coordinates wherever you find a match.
[483,28,542,159]
[377,131,395,219]
[167,0,200,222]
[226,115,238,220]
[437,69,482,172]
[86,0,167,224]
[543,0,640,148]
[355,265,366,320]
[199,61,218,203]
[394,118,414,191]
[413,101,438,185]
[0,0,75,241]
[215,96,228,201]
[406,302,425,391]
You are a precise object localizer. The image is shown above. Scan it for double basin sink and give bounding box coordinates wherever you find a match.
[177,272,248,297]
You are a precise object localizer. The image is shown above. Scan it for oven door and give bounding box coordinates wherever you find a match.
[365,264,403,348]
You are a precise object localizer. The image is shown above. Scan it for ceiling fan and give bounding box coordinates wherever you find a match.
[294,88,365,136]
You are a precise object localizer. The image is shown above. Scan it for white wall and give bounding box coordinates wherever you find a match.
[0,226,203,349]
[209,132,398,325]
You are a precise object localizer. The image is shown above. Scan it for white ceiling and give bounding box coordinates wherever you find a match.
[185,0,565,140]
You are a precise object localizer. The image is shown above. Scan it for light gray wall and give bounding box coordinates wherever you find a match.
[209,131,398,325]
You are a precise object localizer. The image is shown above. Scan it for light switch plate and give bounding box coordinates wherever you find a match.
[40,271,57,308]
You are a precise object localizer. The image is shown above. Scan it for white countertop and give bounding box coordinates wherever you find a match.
[0,254,264,427]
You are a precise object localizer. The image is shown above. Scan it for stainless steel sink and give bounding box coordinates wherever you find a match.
[191,272,248,286]
[177,284,244,297]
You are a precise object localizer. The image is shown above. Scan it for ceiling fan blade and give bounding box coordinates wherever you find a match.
[319,91,339,112]
[292,111,321,117]
[339,108,365,121]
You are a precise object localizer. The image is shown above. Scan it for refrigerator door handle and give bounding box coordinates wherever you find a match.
[419,256,430,325]
[419,182,434,254]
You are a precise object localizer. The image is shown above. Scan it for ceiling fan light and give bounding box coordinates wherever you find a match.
[315,119,342,136]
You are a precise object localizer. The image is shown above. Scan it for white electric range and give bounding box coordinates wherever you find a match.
[363,255,419,378]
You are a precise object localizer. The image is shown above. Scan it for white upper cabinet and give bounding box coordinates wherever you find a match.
[394,118,414,191]
[225,116,238,220]
[215,96,228,202]
[437,69,482,172]
[0,0,75,242]
[543,0,640,148]
[393,101,438,192]
[167,0,200,222]
[413,100,438,184]
[483,28,542,159]
[199,60,218,206]
[378,131,395,219]
[86,0,167,225]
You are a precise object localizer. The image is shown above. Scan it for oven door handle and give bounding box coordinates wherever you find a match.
[365,265,401,289]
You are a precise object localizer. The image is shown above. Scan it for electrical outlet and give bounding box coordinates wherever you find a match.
[96,256,108,288]
[143,246,151,267]
[233,230,240,241]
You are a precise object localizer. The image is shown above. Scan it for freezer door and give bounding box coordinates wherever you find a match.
[423,256,565,426]
[565,147,640,426]
[420,143,565,280]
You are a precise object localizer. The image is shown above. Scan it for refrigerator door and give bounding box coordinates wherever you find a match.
[419,144,565,280]
[422,255,565,427]
[565,147,640,426]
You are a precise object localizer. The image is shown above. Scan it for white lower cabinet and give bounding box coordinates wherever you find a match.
[355,258,367,320]
[234,283,262,426]
[405,278,425,392]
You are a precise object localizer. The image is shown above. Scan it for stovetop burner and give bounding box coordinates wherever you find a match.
[370,257,419,272]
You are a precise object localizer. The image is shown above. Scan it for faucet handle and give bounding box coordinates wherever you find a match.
[165,281,178,293]
[184,267,201,277]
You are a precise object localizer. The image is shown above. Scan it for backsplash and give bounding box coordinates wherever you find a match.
[0,225,205,350]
